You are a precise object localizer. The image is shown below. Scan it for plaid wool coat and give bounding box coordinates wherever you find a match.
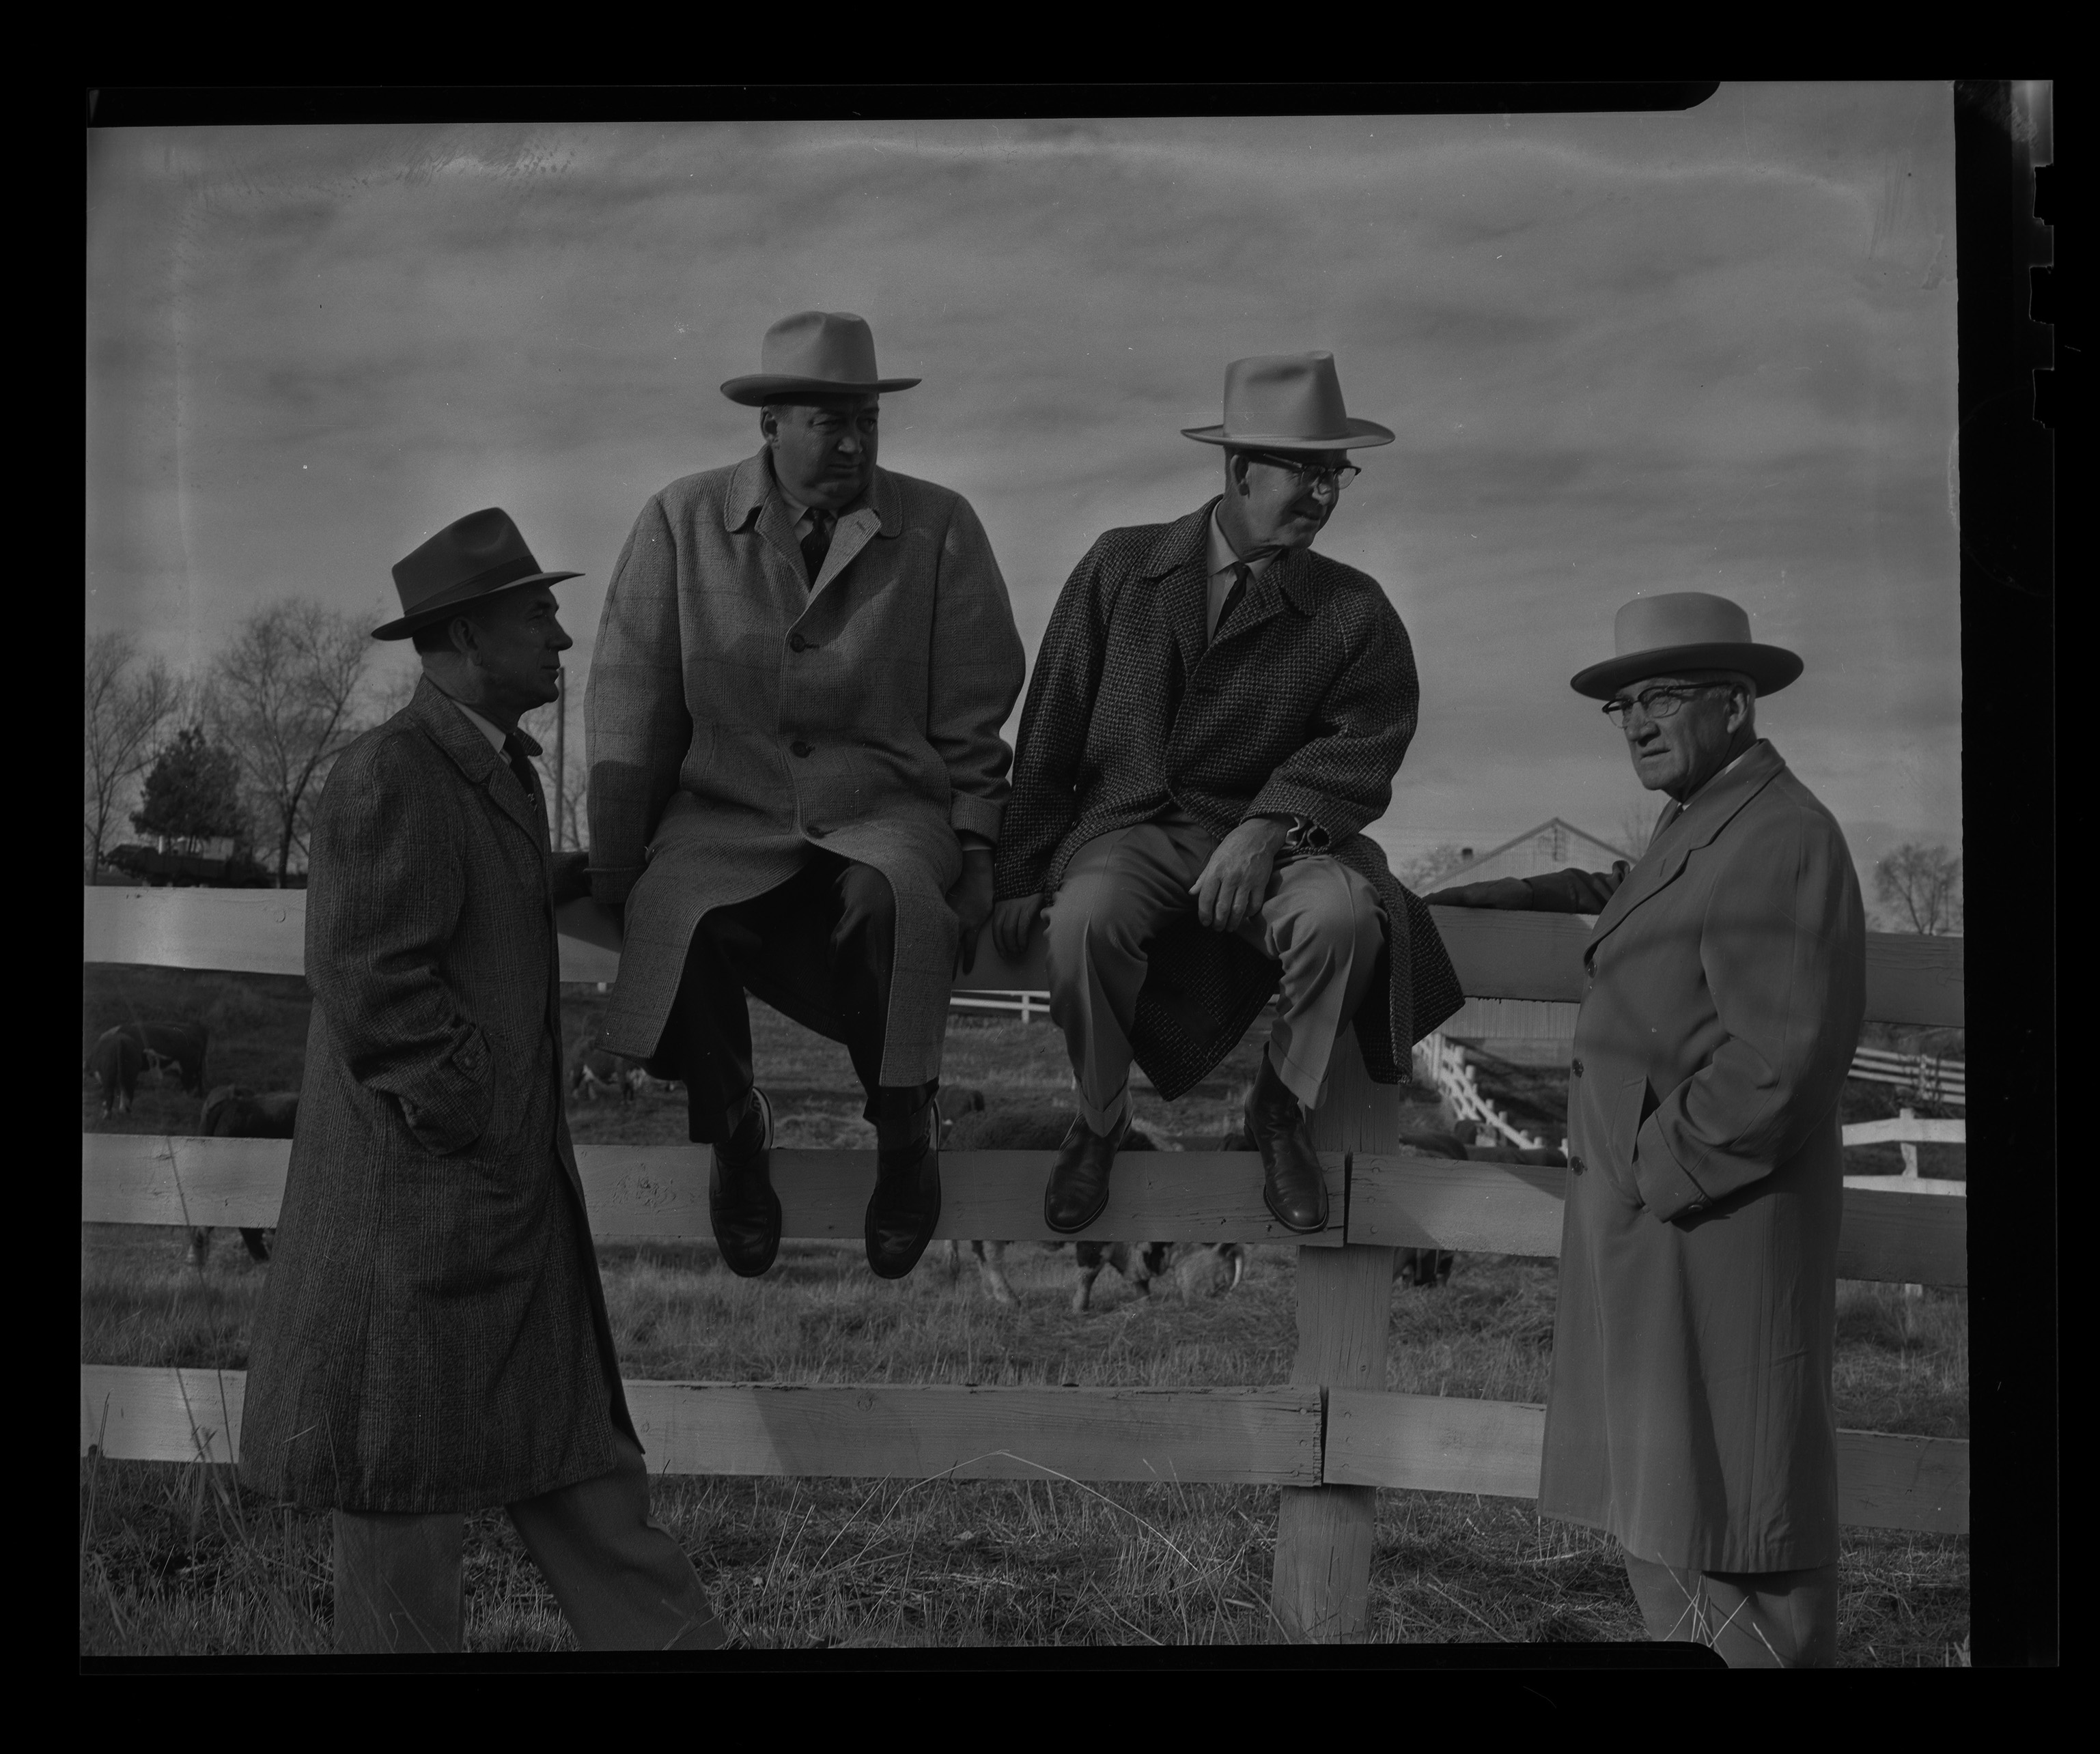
[1538,741,1866,1571]
[240,679,629,1513]
[994,500,1461,1097]
[586,451,1024,1084]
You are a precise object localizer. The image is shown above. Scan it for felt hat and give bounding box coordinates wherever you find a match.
[720,311,921,406]
[374,507,581,641]
[1568,592,1804,699]
[1181,352,1395,451]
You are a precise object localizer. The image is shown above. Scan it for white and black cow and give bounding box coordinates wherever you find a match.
[186,1084,292,1269]
[123,1019,209,1097]
[936,1098,1249,1310]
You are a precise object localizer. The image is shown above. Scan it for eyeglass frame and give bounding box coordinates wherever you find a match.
[1599,681,1737,726]
[1233,450,1362,493]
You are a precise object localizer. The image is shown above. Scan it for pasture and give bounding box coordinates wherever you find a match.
[81,965,1969,1659]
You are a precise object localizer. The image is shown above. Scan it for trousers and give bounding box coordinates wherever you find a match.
[331,1422,727,1654]
[660,849,935,1144]
[1044,813,1386,1132]
[1623,1552,1840,1669]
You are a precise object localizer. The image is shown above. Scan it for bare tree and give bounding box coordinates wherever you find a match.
[205,601,376,887]
[84,632,183,879]
[1875,842,1963,936]
[1616,795,1671,860]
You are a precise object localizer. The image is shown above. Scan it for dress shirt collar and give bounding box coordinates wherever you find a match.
[439,690,511,756]
[1206,509,1279,584]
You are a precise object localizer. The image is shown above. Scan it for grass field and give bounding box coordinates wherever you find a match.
[81,965,1970,1660]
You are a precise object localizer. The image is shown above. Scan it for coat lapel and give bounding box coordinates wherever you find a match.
[1144,502,1217,685]
[807,469,900,604]
[408,680,547,857]
[1586,740,1789,957]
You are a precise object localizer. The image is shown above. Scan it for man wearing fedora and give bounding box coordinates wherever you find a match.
[240,509,732,1652]
[588,311,1024,1280]
[991,353,1461,1234]
[1426,592,1866,1667]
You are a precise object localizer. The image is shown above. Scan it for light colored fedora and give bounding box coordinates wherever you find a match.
[720,311,921,406]
[1569,592,1804,700]
[1182,352,1395,451]
[375,507,580,641]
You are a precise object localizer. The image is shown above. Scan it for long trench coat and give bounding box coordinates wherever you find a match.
[1536,740,1866,1572]
[240,681,629,1513]
[586,452,1026,1086]
[992,500,1461,1097]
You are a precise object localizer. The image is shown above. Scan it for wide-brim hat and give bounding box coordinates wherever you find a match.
[375,507,581,641]
[1181,352,1395,451]
[720,310,921,406]
[1569,591,1804,699]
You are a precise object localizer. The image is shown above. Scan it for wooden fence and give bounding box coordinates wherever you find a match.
[81,888,1969,1642]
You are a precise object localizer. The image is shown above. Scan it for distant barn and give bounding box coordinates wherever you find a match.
[1431,819,1631,1067]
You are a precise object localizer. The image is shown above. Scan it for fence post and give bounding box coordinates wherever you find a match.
[1270,1025,1397,1642]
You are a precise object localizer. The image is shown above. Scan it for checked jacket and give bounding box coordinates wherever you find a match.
[994,498,1461,1097]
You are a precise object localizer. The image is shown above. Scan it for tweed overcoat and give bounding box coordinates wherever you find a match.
[1534,740,1866,1572]
[587,452,1025,1085]
[994,500,1461,1097]
[240,680,629,1514]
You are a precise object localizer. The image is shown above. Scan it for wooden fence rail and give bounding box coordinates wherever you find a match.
[83,888,1968,1641]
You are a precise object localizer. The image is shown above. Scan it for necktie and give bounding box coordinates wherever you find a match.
[800,509,837,584]
[502,735,540,810]
[1212,560,1251,645]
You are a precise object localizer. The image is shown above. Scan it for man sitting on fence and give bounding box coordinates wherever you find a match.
[239,509,733,1653]
[587,312,1026,1281]
[990,353,1461,1236]
[1425,591,1866,1667]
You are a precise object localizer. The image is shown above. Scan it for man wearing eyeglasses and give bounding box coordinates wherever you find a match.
[1426,592,1866,1667]
[992,352,1461,1237]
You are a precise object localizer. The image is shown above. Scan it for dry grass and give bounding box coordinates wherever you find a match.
[81,970,1969,1659]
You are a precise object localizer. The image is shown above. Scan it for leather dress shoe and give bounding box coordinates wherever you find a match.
[866,1098,942,1279]
[1044,1110,1128,1234]
[709,1088,781,1277]
[1245,1055,1330,1234]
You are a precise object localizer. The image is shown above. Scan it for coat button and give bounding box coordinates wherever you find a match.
[791,740,812,758]
[789,632,808,652]
[1569,1155,1586,1174]
[1571,1058,1584,1077]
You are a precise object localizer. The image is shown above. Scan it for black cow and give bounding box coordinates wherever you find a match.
[126,1019,210,1095]
[186,1084,292,1269]
[87,1027,145,1118]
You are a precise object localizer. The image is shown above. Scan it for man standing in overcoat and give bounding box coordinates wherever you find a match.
[240,509,729,1653]
[587,311,1025,1280]
[992,353,1461,1235]
[1427,592,1867,1667]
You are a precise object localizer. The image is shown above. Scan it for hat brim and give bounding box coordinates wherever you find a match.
[1569,642,1804,701]
[372,570,584,641]
[1181,418,1396,451]
[721,375,921,407]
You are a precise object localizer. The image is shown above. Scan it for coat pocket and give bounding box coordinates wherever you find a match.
[1603,1073,1652,1208]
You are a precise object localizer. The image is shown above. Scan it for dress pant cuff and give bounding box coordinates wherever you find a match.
[1074,1082,1129,1137]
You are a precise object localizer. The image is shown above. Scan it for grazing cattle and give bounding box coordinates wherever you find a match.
[87,1027,145,1118]
[122,1020,209,1096]
[936,1099,1248,1311]
[1393,1120,1569,1288]
[186,1084,293,1269]
[568,1044,634,1104]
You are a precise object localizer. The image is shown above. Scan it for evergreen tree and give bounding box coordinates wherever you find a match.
[132,727,247,849]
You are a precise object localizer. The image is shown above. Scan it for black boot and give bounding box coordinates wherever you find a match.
[1044,1110,1128,1234]
[1245,1051,1329,1234]
[867,1094,942,1279]
[709,1088,781,1277]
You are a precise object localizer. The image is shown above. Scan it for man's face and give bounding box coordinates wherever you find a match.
[762,394,880,511]
[1609,673,1747,797]
[466,583,572,711]
[1227,449,1349,552]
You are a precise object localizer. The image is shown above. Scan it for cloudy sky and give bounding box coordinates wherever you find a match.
[87,84,1961,877]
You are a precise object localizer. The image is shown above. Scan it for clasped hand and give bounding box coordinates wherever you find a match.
[948,847,996,976]
[1190,816,1287,933]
